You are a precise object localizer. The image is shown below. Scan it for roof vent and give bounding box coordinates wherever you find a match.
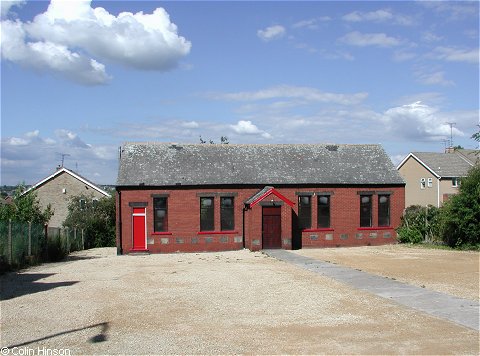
[326,145,338,152]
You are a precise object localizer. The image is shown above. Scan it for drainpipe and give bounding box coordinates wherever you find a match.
[242,206,247,249]
[437,177,441,208]
[117,189,123,255]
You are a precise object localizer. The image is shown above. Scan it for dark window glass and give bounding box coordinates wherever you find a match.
[378,195,390,227]
[220,197,234,231]
[153,197,168,232]
[360,195,372,227]
[298,195,311,229]
[200,197,214,231]
[317,195,330,228]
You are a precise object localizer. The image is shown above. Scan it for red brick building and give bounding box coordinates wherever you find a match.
[116,143,405,254]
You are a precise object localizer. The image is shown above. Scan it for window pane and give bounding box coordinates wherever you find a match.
[298,196,311,229]
[317,195,330,228]
[360,195,372,227]
[200,197,214,231]
[153,197,168,232]
[378,195,390,227]
[221,197,234,231]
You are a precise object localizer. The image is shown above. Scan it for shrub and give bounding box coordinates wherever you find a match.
[438,165,480,248]
[396,205,440,244]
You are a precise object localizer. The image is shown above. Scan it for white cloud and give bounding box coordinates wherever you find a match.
[343,9,393,22]
[0,0,25,18]
[416,71,454,87]
[208,85,368,105]
[181,121,200,129]
[230,120,272,139]
[432,46,479,64]
[392,50,416,62]
[418,1,479,21]
[421,32,443,43]
[0,0,191,84]
[55,129,90,148]
[257,25,286,41]
[382,102,464,141]
[340,31,402,47]
[1,129,117,185]
[292,17,330,29]
[342,9,414,26]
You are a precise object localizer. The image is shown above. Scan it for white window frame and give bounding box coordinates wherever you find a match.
[420,178,426,190]
[452,177,459,187]
[427,178,433,188]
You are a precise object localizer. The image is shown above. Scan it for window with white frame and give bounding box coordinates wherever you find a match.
[420,178,426,189]
[452,177,459,187]
[427,178,433,188]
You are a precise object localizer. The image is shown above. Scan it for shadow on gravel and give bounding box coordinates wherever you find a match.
[0,273,78,300]
[4,322,110,348]
[64,254,102,262]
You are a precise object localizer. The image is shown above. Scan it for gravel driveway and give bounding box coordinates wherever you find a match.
[1,247,478,355]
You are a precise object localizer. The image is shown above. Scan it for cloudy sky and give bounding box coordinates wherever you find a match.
[1,0,479,186]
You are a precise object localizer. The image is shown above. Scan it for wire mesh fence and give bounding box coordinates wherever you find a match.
[0,220,86,271]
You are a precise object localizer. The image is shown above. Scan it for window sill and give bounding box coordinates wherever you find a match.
[198,230,238,235]
[357,226,392,231]
[302,228,334,232]
[151,232,173,235]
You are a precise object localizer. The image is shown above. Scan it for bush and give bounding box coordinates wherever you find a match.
[63,194,116,248]
[438,165,480,248]
[396,205,440,244]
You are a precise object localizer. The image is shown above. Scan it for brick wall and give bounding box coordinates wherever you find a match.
[116,185,405,254]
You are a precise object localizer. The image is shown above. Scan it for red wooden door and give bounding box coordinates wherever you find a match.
[262,207,281,249]
[132,208,146,250]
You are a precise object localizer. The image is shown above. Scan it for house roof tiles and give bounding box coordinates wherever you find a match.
[117,142,404,186]
[408,151,476,178]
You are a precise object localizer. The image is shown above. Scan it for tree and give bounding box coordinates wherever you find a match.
[0,184,53,224]
[63,194,116,248]
[199,136,229,144]
[438,165,480,248]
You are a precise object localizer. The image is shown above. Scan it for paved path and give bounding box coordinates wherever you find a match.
[264,249,479,331]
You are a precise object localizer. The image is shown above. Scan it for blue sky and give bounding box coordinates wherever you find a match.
[1,0,479,185]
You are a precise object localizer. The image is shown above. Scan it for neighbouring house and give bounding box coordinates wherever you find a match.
[116,142,405,254]
[23,167,111,227]
[397,149,479,208]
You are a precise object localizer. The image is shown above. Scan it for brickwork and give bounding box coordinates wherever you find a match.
[117,185,405,254]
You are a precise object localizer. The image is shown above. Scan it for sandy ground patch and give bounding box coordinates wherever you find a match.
[0,247,478,355]
[294,244,479,301]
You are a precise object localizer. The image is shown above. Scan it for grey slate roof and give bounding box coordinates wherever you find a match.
[411,151,476,177]
[117,143,405,186]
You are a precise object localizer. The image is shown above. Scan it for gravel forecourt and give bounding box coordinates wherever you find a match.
[0,246,479,355]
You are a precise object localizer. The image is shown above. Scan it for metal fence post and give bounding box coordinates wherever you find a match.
[28,222,32,256]
[74,227,77,251]
[66,227,70,253]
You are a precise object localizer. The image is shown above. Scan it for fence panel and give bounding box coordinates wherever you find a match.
[0,221,85,271]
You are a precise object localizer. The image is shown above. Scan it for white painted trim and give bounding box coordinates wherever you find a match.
[397,153,441,179]
[21,167,111,197]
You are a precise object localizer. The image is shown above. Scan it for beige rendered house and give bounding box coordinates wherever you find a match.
[23,167,111,227]
[397,149,478,208]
